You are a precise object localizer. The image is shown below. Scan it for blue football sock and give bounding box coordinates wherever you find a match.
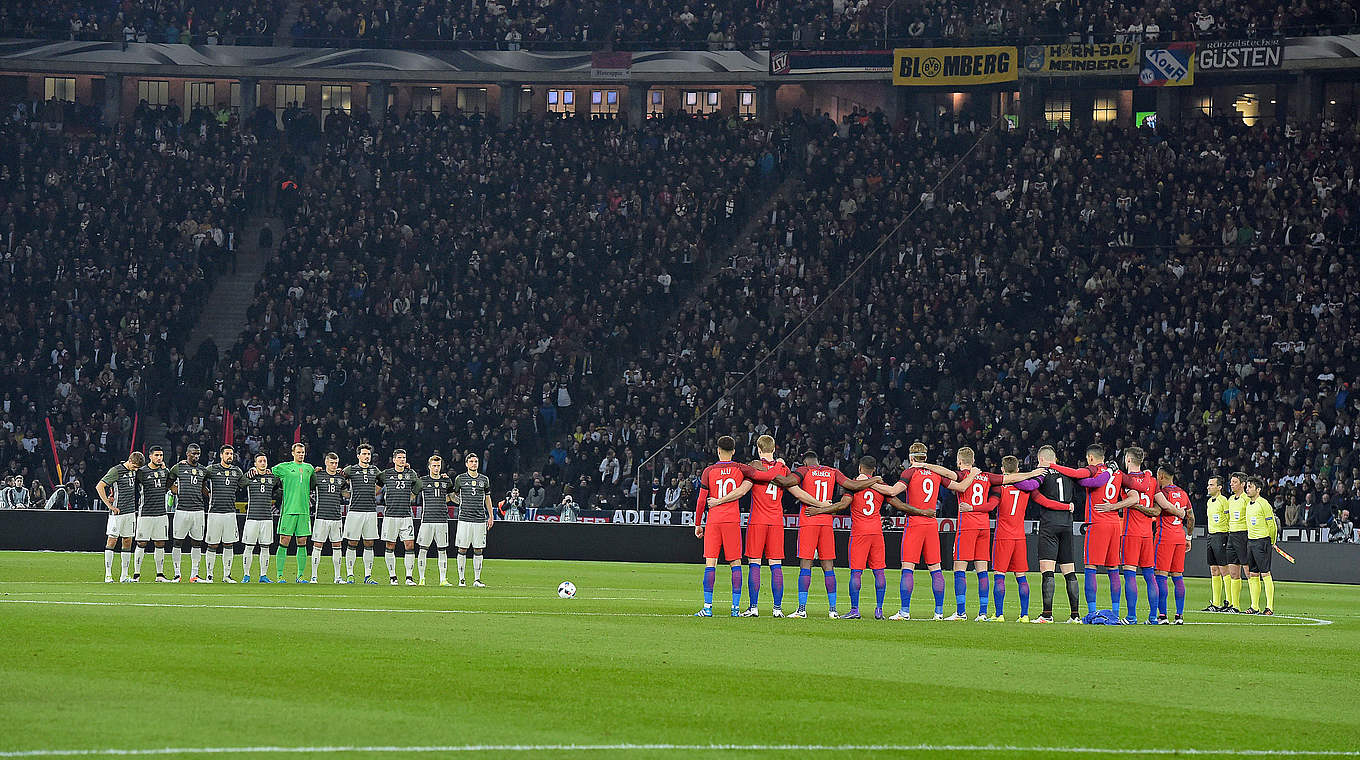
[953,570,967,615]
[702,567,715,606]
[1108,569,1122,616]
[849,569,862,611]
[770,563,784,607]
[1142,567,1158,619]
[730,565,742,610]
[1083,567,1098,614]
[977,570,990,614]
[1173,575,1186,615]
[873,569,886,611]
[992,574,1005,617]
[900,570,914,613]
[1156,574,1170,617]
[824,568,837,611]
[930,570,945,614]
[798,567,811,609]
[1122,569,1138,620]
[748,561,761,607]
[1017,576,1030,617]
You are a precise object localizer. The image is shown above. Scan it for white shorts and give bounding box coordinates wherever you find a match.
[343,511,379,541]
[106,512,137,539]
[382,516,415,543]
[206,513,240,545]
[173,511,206,541]
[455,520,487,550]
[135,515,169,542]
[243,518,274,545]
[417,522,449,548]
[313,518,343,543]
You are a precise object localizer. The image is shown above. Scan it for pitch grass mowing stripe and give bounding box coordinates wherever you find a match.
[3,744,1360,757]
[0,598,1334,625]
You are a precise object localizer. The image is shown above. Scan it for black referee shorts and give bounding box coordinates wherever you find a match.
[1038,516,1074,565]
[1247,537,1273,574]
[1206,532,1230,567]
[1227,530,1249,565]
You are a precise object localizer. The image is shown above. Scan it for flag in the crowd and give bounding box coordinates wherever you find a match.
[44,417,64,487]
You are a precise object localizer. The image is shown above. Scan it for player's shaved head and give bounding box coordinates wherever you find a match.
[908,442,927,462]
[1157,466,1174,485]
[956,447,975,467]
[858,455,876,474]
[716,436,736,454]
[756,434,775,454]
[1085,444,1104,459]
[1001,455,1019,473]
[802,450,819,465]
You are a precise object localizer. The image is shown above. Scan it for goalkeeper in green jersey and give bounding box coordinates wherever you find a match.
[271,442,316,583]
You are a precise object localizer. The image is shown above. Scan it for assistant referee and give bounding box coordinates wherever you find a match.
[1203,476,1231,611]
[1225,472,1249,613]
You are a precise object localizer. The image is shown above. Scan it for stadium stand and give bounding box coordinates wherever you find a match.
[0,0,286,45]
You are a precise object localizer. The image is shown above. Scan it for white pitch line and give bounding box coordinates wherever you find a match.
[1,743,1359,757]
[1,591,661,602]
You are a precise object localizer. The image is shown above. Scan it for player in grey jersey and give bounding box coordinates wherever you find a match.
[202,445,245,583]
[133,446,173,581]
[342,444,381,583]
[453,452,494,587]
[168,444,208,581]
[378,449,420,585]
[310,452,349,583]
[241,454,280,582]
[97,451,145,582]
[415,455,454,586]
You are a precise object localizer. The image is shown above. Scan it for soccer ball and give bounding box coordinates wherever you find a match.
[557,581,576,599]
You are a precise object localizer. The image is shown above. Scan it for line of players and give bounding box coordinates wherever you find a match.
[690,435,1275,624]
[96,442,496,587]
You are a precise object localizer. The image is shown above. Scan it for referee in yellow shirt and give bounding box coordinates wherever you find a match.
[1203,476,1231,611]
[1243,477,1277,615]
[1225,472,1249,613]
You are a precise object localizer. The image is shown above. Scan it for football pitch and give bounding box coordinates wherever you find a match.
[2,551,1358,760]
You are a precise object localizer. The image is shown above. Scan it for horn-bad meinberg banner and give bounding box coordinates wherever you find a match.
[893,46,1018,86]
[1023,42,1140,74]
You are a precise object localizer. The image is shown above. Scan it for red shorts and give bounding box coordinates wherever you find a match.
[1120,533,1155,568]
[702,522,742,562]
[797,524,835,561]
[850,534,886,570]
[954,527,991,563]
[900,524,941,567]
[1084,522,1121,567]
[993,537,1028,574]
[1154,538,1186,574]
[745,522,785,561]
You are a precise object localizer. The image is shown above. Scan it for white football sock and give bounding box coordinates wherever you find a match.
[345,547,356,576]
[133,546,145,576]
[205,549,217,578]
[120,551,131,578]
[404,551,416,580]
[242,546,255,576]
[222,547,234,577]
[154,547,165,575]
[190,546,201,577]
[104,549,114,576]
[311,548,323,580]
[438,554,447,583]
[457,553,466,581]
[473,554,483,581]
[259,547,269,574]
[363,548,374,575]
[172,546,182,576]
[419,548,429,582]
[384,552,397,580]
[331,548,342,580]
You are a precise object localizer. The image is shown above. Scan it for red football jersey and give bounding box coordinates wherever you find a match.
[956,473,994,530]
[695,461,751,526]
[900,468,945,528]
[994,484,1030,540]
[1080,463,1124,525]
[795,465,848,527]
[1121,470,1156,537]
[1157,483,1190,539]
[849,482,885,536]
[747,458,789,526]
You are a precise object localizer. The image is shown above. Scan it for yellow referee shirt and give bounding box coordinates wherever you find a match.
[1227,494,1249,532]
[1245,497,1277,542]
[1206,494,1230,534]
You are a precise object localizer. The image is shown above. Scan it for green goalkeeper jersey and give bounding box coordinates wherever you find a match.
[271,461,316,517]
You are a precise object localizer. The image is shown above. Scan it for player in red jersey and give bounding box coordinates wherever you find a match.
[869,442,955,620]
[765,451,879,619]
[1151,466,1193,624]
[1116,446,1165,625]
[693,436,756,617]
[807,456,889,620]
[917,446,994,621]
[989,456,1043,622]
[731,434,830,618]
[1050,444,1138,620]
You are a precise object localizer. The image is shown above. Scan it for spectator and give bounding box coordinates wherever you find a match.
[1329,509,1354,543]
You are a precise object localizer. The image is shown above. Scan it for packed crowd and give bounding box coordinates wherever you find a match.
[0,109,270,505]
[4,0,1354,48]
[0,0,285,45]
[172,108,787,503]
[552,110,1360,538]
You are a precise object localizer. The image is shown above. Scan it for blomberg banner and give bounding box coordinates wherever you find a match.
[770,49,893,75]
[1196,39,1282,71]
[1023,43,1139,74]
[893,46,1018,86]
[1139,43,1196,86]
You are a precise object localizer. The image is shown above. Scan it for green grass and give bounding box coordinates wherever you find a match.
[1,551,1359,759]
